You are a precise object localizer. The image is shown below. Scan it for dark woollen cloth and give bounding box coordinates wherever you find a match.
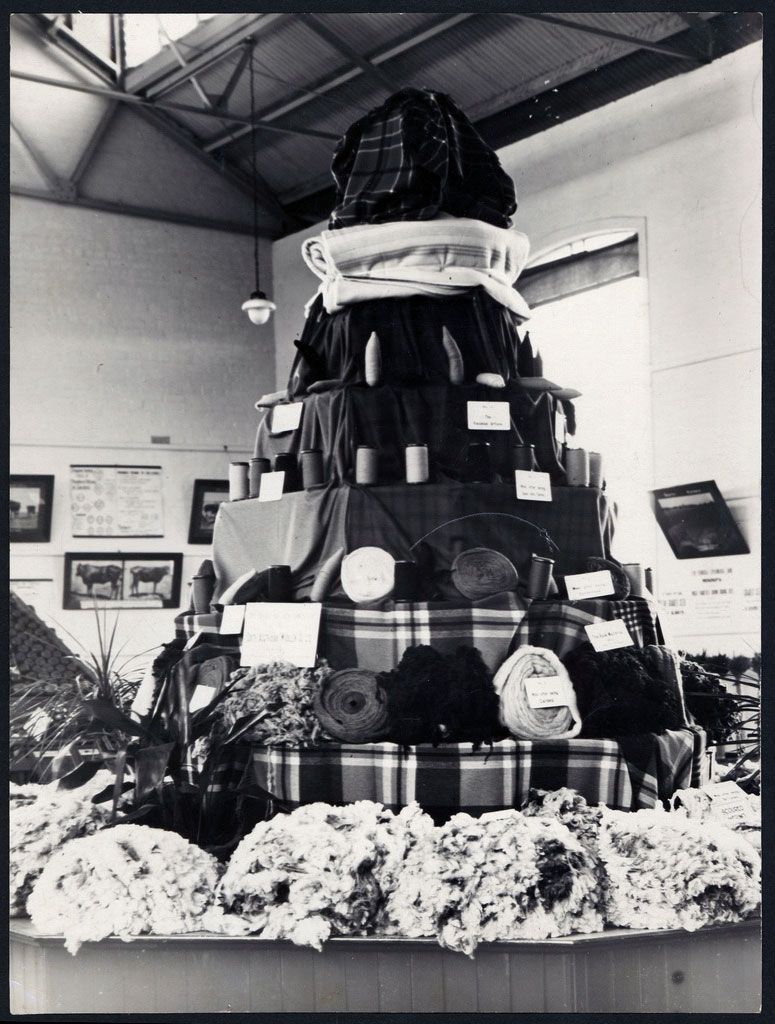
[328,88,517,230]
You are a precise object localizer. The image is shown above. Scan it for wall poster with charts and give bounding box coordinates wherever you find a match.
[70,465,164,537]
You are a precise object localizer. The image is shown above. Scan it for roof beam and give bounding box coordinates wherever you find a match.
[10,119,75,200]
[296,13,399,94]
[203,12,475,154]
[215,40,253,109]
[69,100,119,189]
[513,14,703,63]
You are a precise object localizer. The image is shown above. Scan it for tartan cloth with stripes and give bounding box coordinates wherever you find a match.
[210,727,706,815]
[328,88,516,230]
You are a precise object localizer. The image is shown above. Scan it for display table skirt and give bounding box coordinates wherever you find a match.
[10,918,761,1014]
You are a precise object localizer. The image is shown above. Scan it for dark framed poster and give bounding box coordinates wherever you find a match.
[188,479,229,544]
[63,552,183,609]
[10,474,54,542]
[650,480,750,559]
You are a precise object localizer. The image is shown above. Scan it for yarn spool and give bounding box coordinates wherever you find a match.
[228,462,249,501]
[355,445,378,485]
[274,453,301,493]
[364,331,382,386]
[441,326,465,384]
[451,547,519,600]
[249,458,271,498]
[405,443,429,484]
[267,564,292,602]
[588,451,604,489]
[513,444,539,472]
[564,447,590,487]
[300,449,325,489]
[341,546,396,604]
[622,562,645,598]
[493,645,582,740]
[526,554,555,600]
[314,668,389,743]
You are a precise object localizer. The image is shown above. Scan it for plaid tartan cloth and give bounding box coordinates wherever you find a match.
[229,727,705,815]
[329,88,516,230]
[511,596,661,659]
[174,611,223,641]
[321,592,528,672]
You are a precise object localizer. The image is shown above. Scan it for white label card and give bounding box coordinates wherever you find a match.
[703,781,753,826]
[565,570,615,601]
[189,684,217,713]
[515,470,552,502]
[584,619,634,652]
[270,402,303,434]
[241,602,322,668]
[220,603,246,635]
[258,471,285,502]
[524,675,569,709]
[467,401,511,431]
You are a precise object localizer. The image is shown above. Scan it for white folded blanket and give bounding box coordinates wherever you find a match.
[302,218,531,320]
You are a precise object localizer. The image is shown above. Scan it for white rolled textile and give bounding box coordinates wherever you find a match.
[493,645,582,740]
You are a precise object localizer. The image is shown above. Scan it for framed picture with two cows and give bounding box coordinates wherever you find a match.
[63,553,183,609]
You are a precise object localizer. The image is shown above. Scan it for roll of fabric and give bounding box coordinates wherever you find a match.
[314,668,389,743]
[493,645,582,740]
[341,546,396,604]
[451,547,518,600]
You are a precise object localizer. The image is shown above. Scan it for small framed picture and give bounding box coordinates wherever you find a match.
[650,480,750,559]
[188,479,229,544]
[10,474,54,543]
[63,552,183,609]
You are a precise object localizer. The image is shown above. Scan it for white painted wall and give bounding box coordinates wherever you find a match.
[10,199,275,670]
[271,43,761,655]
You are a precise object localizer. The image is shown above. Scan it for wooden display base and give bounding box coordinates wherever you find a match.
[10,918,760,1014]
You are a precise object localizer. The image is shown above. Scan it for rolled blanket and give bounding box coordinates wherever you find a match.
[314,668,389,743]
[301,218,531,320]
[493,645,582,740]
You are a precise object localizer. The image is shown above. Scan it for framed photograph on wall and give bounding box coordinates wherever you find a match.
[188,479,229,544]
[10,474,54,542]
[650,480,750,559]
[63,552,183,609]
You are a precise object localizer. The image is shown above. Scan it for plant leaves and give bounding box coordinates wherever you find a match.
[55,759,106,791]
[134,742,175,802]
[222,709,271,745]
[81,697,156,740]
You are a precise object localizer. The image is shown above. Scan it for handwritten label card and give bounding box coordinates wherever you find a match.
[220,603,246,635]
[704,781,754,826]
[241,602,322,667]
[189,684,217,713]
[515,470,552,502]
[585,620,634,652]
[467,401,510,431]
[565,570,615,600]
[258,471,285,502]
[271,402,303,434]
[525,675,569,709]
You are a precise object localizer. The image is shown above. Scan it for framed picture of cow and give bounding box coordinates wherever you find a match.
[63,553,183,609]
[10,474,54,542]
[188,479,229,544]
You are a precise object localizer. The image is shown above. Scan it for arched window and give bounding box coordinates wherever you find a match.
[518,227,654,563]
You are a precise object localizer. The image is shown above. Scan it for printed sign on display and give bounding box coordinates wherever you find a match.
[258,471,285,502]
[241,602,322,667]
[584,619,634,652]
[467,401,511,431]
[270,403,303,434]
[524,675,569,709]
[515,470,552,502]
[703,781,753,826]
[565,570,615,601]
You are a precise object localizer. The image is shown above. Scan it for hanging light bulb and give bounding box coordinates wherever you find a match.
[242,39,275,326]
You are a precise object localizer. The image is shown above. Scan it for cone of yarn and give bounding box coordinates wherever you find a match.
[309,547,345,602]
[314,668,389,742]
[341,546,395,604]
[441,326,465,384]
[451,547,518,600]
[364,332,382,386]
[493,645,582,740]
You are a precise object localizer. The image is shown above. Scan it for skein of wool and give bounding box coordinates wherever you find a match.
[493,645,582,740]
[313,668,389,743]
[441,326,465,384]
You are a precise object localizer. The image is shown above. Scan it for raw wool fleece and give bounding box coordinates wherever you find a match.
[382,809,604,956]
[596,808,761,932]
[562,642,686,737]
[216,800,436,950]
[10,778,112,916]
[377,644,502,747]
[27,824,224,953]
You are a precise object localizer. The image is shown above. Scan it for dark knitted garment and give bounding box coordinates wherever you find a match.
[377,644,502,748]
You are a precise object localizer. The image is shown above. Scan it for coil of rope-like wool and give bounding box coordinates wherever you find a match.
[493,645,582,740]
[451,547,518,600]
[313,668,390,743]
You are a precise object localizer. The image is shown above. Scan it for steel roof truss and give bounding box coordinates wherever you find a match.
[297,13,400,95]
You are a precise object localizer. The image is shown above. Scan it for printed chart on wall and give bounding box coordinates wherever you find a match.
[659,560,760,639]
[70,465,164,537]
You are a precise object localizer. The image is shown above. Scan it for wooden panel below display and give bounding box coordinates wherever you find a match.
[9,919,760,1014]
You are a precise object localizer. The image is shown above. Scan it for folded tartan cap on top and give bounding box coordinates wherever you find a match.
[328,88,517,230]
